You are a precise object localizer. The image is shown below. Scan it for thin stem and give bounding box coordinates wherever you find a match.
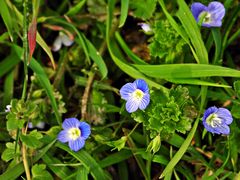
[22,0,31,180]
[22,0,29,101]
[81,71,95,120]
[22,129,31,180]
[81,39,108,120]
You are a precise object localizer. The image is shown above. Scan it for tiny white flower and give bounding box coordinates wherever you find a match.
[52,32,74,52]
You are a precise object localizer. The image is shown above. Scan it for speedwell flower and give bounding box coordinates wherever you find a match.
[120,79,150,113]
[58,118,91,152]
[191,1,225,27]
[202,106,233,135]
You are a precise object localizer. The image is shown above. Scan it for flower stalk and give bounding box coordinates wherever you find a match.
[22,0,31,179]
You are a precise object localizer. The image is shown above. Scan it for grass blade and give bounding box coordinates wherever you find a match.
[160,118,200,179]
[56,142,111,180]
[176,0,208,64]
[134,64,240,79]
[119,0,129,28]
[0,0,14,41]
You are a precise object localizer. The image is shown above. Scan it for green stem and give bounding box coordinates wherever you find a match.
[22,0,29,101]
[22,0,31,180]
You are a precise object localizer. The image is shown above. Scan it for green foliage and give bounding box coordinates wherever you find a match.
[107,136,128,151]
[1,142,20,162]
[149,20,186,63]
[20,130,43,149]
[132,86,197,143]
[130,0,157,20]
[0,0,240,179]
[6,99,39,131]
[31,164,53,180]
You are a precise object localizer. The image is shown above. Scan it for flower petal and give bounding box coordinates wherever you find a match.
[79,122,91,139]
[62,118,81,129]
[125,97,140,113]
[120,83,136,100]
[58,130,71,143]
[138,93,150,110]
[134,79,149,93]
[191,2,207,21]
[52,35,62,52]
[68,138,85,152]
[61,34,74,47]
[202,106,218,122]
[208,2,225,21]
[217,108,233,125]
[214,123,230,135]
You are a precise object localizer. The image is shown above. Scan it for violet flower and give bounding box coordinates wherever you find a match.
[58,118,91,151]
[120,79,150,113]
[191,2,225,27]
[202,106,233,135]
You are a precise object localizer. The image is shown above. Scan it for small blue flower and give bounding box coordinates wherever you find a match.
[120,79,150,113]
[202,106,233,135]
[191,1,225,27]
[58,118,91,151]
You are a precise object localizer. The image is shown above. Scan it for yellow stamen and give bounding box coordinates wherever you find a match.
[132,89,144,101]
[68,128,81,140]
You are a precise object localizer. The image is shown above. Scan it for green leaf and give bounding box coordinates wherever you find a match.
[82,34,108,79]
[234,80,240,99]
[107,136,128,151]
[36,32,56,69]
[12,45,61,125]
[42,153,72,179]
[66,0,87,16]
[32,164,53,180]
[99,150,132,168]
[3,70,14,108]
[20,130,43,148]
[168,78,231,88]
[134,64,240,79]
[130,0,157,20]
[6,113,25,130]
[56,142,111,180]
[6,1,56,68]
[176,0,208,64]
[160,118,200,178]
[119,0,129,27]
[115,32,147,65]
[76,166,89,180]
[0,0,14,41]
[107,0,168,92]
[0,140,56,180]
[0,50,21,78]
[1,142,19,162]
[158,0,199,63]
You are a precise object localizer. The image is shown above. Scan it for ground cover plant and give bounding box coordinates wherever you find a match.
[0,0,240,179]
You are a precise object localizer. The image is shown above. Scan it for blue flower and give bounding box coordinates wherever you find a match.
[58,118,91,151]
[202,106,233,135]
[191,2,225,27]
[120,79,150,113]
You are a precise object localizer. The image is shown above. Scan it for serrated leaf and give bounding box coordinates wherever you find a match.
[6,114,25,130]
[32,164,53,180]
[130,0,157,20]
[1,142,19,162]
[20,131,42,149]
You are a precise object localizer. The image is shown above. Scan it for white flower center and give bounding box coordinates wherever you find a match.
[199,11,212,24]
[68,128,81,140]
[206,113,222,128]
[132,89,144,101]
